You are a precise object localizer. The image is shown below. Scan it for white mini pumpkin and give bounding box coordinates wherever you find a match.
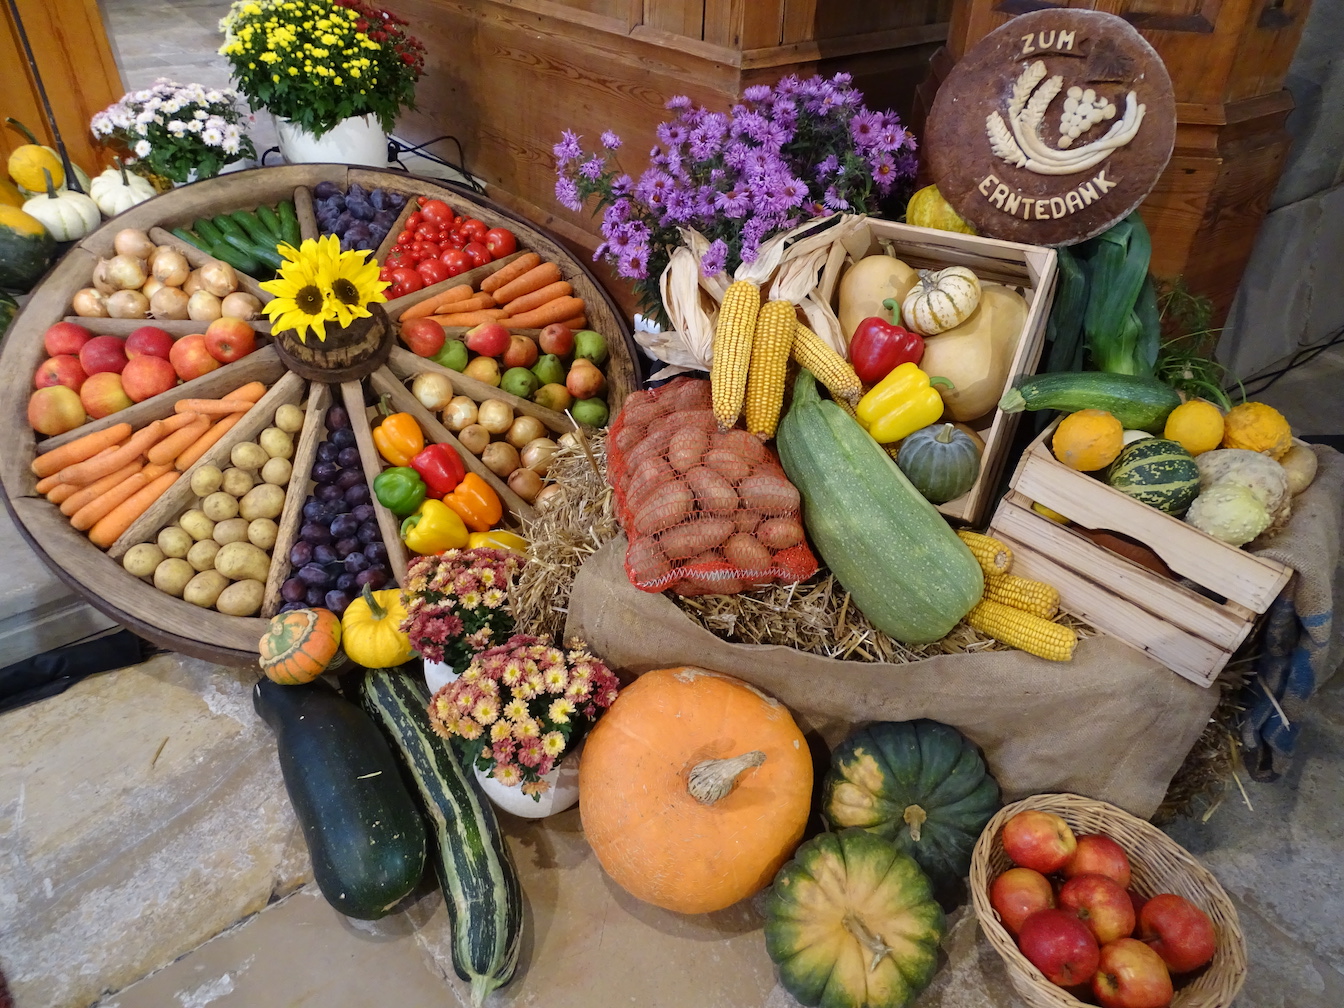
[23,169,100,242]
[902,265,982,335]
[90,160,156,217]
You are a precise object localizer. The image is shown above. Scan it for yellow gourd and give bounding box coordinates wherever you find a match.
[0,177,22,209]
[1221,401,1292,459]
[1163,399,1224,456]
[902,265,982,335]
[917,284,1027,421]
[1052,408,1124,471]
[836,252,917,342]
[906,184,975,234]
[8,144,63,193]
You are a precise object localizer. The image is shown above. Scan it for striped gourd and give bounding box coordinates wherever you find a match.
[360,669,522,1007]
[1106,438,1200,515]
[711,280,761,429]
[745,299,798,438]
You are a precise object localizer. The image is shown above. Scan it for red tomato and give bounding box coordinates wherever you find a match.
[384,246,411,266]
[389,267,424,294]
[416,258,451,285]
[462,241,491,268]
[420,199,455,224]
[440,249,472,277]
[394,230,413,246]
[414,224,440,241]
[378,266,395,282]
[484,228,517,258]
[412,241,441,260]
[458,218,488,242]
[405,210,423,229]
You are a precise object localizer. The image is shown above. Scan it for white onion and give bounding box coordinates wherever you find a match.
[152,249,190,287]
[534,484,564,509]
[106,289,150,319]
[477,398,514,435]
[482,441,520,477]
[199,262,239,297]
[187,290,223,322]
[107,254,148,291]
[411,372,455,411]
[92,258,116,295]
[520,437,558,476]
[141,276,164,301]
[72,287,109,317]
[183,268,205,296]
[458,424,491,454]
[506,415,547,449]
[113,228,155,259]
[150,285,190,320]
[220,292,261,320]
[508,467,542,503]
[442,395,477,431]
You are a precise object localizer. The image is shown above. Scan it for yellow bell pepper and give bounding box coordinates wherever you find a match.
[400,498,469,555]
[855,361,953,444]
[468,529,529,555]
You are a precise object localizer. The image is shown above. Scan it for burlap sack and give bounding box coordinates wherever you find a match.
[567,535,1220,818]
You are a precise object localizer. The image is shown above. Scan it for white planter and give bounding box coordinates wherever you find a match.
[423,658,457,695]
[273,114,388,167]
[474,747,582,819]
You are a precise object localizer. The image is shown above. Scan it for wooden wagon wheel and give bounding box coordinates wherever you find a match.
[0,165,637,666]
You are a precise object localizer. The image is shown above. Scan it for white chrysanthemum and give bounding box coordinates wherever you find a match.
[222,134,241,155]
[194,109,207,120]
[187,120,202,133]
[205,89,223,103]
[167,120,187,135]
[201,126,224,146]
[134,140,152,157]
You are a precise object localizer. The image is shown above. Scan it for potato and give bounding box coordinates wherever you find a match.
[230,442,268,470]
[724,532,772,573]
[757,516,804,550]
[215,541,272,582]
[733,508,763,534]
[678,550,745,595]
[625,536,671,587]
[183,570,229,609]
[221,467,256,498]
[658,517,734,560]
[736,472,801,515]
[703,448,751,482]
[239,483,285,521]
[190,465,223,498]
[684,466,737,514]
[157,526,193,559]
[274,403,304,433]
[248,518,279,550]
[153,557,195,597]
[627,458,674,505]
[216,579,265,617]
[187,538,221,572]
[633,480,693,535]
[259,427,294,460]
[212,517,251,545]
[714,428,769,464]
[261,457,292,486]
[668,427,709,474]
[202,491,240,522]
[123,542,165,578]
[179,509,216,542]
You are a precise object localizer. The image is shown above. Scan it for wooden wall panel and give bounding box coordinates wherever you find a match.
[643,0,703,38]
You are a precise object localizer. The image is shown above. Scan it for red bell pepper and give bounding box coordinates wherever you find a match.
[849,298,925,385]
[409,442,467,498]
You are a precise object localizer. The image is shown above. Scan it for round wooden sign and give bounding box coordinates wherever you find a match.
[925,9,1175,246]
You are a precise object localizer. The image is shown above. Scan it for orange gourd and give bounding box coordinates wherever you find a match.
[578,666,812,914]
[258,608,342,685]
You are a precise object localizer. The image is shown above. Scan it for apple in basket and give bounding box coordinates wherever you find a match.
[1092,937,1174,1008]
[1058,874,1136,945]
[1138,894,1217,974]
[1065,833,1133,888]
[990,867,1056,935]
[1002,809,1078,874]
[1017,908,1101,987]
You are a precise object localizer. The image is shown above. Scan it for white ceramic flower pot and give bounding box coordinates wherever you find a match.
[273,114,388,167]
[474,747,582,819]
[422,658,457,695]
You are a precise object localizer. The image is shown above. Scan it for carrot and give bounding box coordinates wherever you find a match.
[480,253,541,294]
[46,483,78,505]
[427,309,509,327]
[60,460,145,516]
[490,261,562,306]
[555,315,587,331]
[503,296,587,330]
[502,280,573,317]
[225,381,267,403]
[71,470,150,531]
[89,471,179,549]
[148,416,211,465]
[441,292,495,314]
[159,411,203,433]
[31,422,132,478]
[173,398,257,416]
[398,284,474,321]
[56,420,167,486]
[173,413,243,471]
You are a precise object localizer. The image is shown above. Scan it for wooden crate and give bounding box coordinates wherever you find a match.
[988,420,1294,688]
[817,218,1056,526]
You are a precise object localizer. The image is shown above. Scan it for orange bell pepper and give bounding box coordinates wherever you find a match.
[372,395,424,467]
[443,472,502,532]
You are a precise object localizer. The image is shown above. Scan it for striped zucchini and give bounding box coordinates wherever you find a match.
[777,370,984,645]
[360,668,521,1007]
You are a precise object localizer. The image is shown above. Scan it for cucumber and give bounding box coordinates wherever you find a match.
[171,227,208,252]
[205,239,263,276]
[252,676,428,920]
[998,371,1182,432]
[360,668,522,1007]
[277,200,301,246]
[193,216,228,249]
[211,212,251,245]
[222,230,283,270]
[255,203,285,242]
[231,210,274,247]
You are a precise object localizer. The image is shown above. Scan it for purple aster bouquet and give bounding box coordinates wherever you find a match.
[427,634,620,798]
[399,548,523,671]
[554,72,917,320]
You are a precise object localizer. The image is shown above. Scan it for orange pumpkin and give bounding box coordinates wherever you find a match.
[578,666,813,914]
[258,608,342,685]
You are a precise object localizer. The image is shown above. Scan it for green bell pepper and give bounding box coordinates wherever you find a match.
[373,466,426,517]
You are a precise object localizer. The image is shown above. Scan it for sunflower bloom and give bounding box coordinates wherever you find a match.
[261,239,338,341]
[327,246,388,326]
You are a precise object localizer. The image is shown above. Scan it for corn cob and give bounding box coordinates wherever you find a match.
[790,321,863,405]
[983,573,1060,620]
[957,530,1012,576]
[968,599,1077,661]
[744,299,798,439]
[711,280,761,430]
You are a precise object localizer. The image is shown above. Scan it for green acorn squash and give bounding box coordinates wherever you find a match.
[895,423,982,504]
[764,828,945,1008]
[0,205,55,293]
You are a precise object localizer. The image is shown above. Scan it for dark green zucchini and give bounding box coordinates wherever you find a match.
[253,676,427,920]
[360,668,522,1008]
[998,371,1182,432]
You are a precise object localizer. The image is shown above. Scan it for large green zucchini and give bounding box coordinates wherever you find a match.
[776,371,983,644]
[360,668,522,1007]
[998,371,1181,432]
[252,676,427,920]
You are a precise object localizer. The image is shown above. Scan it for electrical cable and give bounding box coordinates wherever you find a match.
[1237,325,1344,398]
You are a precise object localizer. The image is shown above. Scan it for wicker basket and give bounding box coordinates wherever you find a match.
[969,794,1247,1008]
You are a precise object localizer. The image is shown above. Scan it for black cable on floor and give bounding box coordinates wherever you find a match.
[1237,325,1344,398]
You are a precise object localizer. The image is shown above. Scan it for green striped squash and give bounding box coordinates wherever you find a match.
[1106,437,1200,515]
[360,669,522,1007]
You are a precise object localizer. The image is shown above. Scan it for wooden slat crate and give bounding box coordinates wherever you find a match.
[988,420,1294,687]
[817,218,1056,526]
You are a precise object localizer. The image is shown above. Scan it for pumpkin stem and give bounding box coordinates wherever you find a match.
[843,913,895,975]
[686,750,766,805]
[5,117,40,146]
[903,804,928,842]
[41,167,57,199]
[114,156,130,184]
[934,424,956,445]
[361,583,386,621]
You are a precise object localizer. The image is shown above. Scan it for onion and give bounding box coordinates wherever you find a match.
[411,372,455,412]
[534,484,564,509]
[482,441,520,477]
[506,415,547,448]
[199,261,239,297]
[220,292,262,320]
[183,269,205,296]
[477,398,514,435]
[113,228,155,259]
[187,290,223,322]
[107,254,149,291]
[520,437,558,476]
[150,285,190,320]
[558,430,585,450]
[141,276,164,301]
[72,287,109,317]
[92,257,116,295]
[441,395,477,432]
[151,249,190,287]
[105,289,150,319]
[507,467,542,502]
[458,423,491,454]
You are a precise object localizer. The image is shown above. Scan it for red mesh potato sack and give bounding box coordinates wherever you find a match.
[607,376,818,595]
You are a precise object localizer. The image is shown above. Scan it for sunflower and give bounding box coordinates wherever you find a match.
[326,247,388,327]
[260,239,338,342]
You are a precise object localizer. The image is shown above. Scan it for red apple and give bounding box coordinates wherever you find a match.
[204,317,257,363]
[464,322,510,357]
[1017,909,1100,988]
[34,355,87,392]
[28,385,86,436]
[80,371,133,419]
[79,335,129,376]
[125,325,175,360]
[1138,894,1216,974]
[990,867,1055,936]
[538,322,575,356]
[401,317,447,357]
[503,334,539,369]
[1092,938,1173,1008]
[44,321,92,357]
[1002,809,1078,874]
[170,334,221,381]
[121,354,179,402]
[1059,874,1137,945]
[1065,834,1133,888]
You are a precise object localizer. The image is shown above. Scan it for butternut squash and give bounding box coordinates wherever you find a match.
[917,284,1028,422]
[837,252,917,343]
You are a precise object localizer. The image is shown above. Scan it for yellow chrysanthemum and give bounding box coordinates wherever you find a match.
[542,731,566,757]
[492,763,522,787]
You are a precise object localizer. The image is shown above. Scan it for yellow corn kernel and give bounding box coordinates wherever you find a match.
[983,573,1060,619]
[957,530,1012,577]
[744,299,798,439]
[711,280,761,430]
[791,321,862,405]
[968,599,1077,661]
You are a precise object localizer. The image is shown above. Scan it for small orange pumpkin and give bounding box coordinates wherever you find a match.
[578,666,812,914]
[258,608,342,685]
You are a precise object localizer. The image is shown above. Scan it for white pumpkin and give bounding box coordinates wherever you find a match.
[22,169,101,242]
[89,161,156,217]
[902,265,982,335]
